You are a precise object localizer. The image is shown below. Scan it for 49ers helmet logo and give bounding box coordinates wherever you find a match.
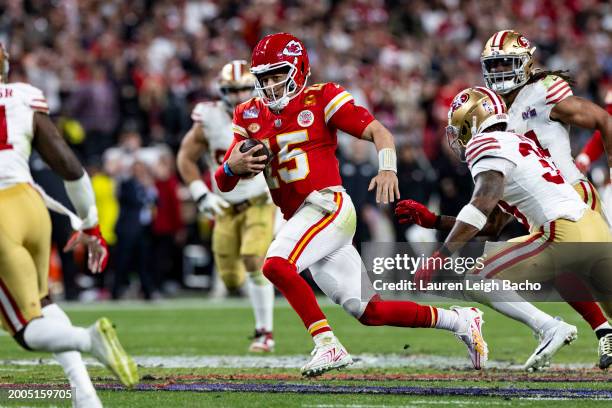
[450,93,470,113]
[517,35,530,48]
[283,40,303,57]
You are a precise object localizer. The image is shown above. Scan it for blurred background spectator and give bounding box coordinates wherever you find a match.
[2,0,609,300]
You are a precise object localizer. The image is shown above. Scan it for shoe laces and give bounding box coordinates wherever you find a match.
[601,334,612,356]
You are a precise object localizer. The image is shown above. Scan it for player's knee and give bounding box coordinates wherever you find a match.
[247,270,269,286]
[216,255,245,290]
[341,298,367,319]
[262,257,296,285]
[242,255,264,273]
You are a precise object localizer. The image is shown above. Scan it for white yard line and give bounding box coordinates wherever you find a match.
[0,354,595,370]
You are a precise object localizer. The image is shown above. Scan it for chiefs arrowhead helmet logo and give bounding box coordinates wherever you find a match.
[282,40,303,57]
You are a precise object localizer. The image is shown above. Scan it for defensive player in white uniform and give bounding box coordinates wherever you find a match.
[396,87,612,370]
[0,44,138,407]
[480,30,612,368]
[177,60,276,352]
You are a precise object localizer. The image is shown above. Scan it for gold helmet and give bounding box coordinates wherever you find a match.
[219,60,256,108]
[0,43,9,83]
[481,30,536,95]
[446,87,508,155]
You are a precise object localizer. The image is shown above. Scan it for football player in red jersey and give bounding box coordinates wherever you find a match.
[215,33,488,375]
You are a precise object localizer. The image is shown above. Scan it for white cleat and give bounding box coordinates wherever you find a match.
[249,330,275,353]
[452,306,488,370]
[89,317,139,388]
[524,318,577,372]
[598,333,612,370]
[73,392,102,408]
[301,334,353,377]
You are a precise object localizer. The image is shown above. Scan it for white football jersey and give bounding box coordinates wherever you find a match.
[466,131,586,231]
[0,83,50,189]
[191,101,269,203]
[507,75,583,185]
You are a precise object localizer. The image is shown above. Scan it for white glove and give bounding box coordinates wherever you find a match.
[189,180,230,218]
[196,192,230,218]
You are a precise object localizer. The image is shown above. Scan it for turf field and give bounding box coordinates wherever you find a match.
[0,298,610,407]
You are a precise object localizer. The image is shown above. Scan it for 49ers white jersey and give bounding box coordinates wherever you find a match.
[507,75,583,185]
[191,101,268,203]
[466,131,586,231]
[0,83,50,189]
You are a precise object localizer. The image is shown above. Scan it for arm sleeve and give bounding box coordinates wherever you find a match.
[545,76,573,106]
[470,156,516,178]
[20,84,50,114]
[214,135,241,192]
[324,83,375,137]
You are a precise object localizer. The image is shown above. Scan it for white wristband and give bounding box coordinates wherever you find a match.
[64,171,98,229]
[378,148,397,173]
[189,179,210,201]
[456,203,488,230]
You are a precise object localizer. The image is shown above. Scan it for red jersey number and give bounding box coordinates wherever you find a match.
[518,138,564,185]
[0,106,13,150]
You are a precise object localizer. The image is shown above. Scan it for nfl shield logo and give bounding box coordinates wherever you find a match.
[274,119,282,128]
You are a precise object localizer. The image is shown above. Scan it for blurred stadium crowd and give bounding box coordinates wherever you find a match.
[0,0,610,300]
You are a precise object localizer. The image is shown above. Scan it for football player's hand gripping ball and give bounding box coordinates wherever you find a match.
[226,140,270,176]
[64,226,109,273]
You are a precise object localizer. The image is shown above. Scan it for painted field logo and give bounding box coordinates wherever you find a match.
[297,110,314,127]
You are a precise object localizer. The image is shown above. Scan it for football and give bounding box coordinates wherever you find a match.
[239,138,273,166]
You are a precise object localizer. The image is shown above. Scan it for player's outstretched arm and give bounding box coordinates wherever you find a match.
[32,112,108,272]
[32,112,84,181]
[178,124,229,216]
[441,170,505,254]
[177,123,209,186]
[395,199,511,237]
[361,120,400,204]
[552,96,612,170]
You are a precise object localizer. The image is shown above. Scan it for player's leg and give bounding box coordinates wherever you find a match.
[31,219,101,405]
[570,181,612,332]
[240,201,276,352]
[308,243,487,369]
[471,223,577,370]
[0,185,138,388]
[40,297,101,407]
[212,211,245,293]
[263,190,353,375]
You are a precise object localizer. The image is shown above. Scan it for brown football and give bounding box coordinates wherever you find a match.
[239,138,273,165]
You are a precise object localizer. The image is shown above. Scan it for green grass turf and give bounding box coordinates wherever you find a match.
[0,298,608,407]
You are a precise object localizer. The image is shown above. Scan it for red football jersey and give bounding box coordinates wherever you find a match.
[232,82,374,219]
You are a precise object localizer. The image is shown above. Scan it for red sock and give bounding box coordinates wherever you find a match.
[359,294,434,327]
[568,302,607,330]
[555,274,607,330]
[262,257,331,337]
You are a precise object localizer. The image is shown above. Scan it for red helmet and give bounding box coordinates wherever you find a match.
[250,33,311,110]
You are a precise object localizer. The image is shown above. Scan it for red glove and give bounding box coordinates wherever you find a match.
[395,199,439,228]
[413,251,446,288]
[64,225,109,273]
